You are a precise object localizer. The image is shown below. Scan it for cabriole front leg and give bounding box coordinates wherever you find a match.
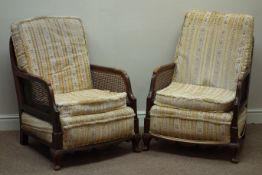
[231,143,240,163]
[143,117,152,151]
[50,148,63,170]
[132,117,141,152]
[51,131,63,170]
[132,133,141,152]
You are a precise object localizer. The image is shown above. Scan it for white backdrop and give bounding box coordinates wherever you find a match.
[0,0,261,115]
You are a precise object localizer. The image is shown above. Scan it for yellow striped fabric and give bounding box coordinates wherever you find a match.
[61,107,135,149]
[55,89,127,117]
[155,82,235,112]
[174,10,254,91]
[11,16,92,93]
[13,16,136,149]
[150,105,247,144]
[21,107,135,149]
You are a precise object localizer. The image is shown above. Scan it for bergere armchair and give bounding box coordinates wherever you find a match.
[10,16,140,170]
[143,10,254,162]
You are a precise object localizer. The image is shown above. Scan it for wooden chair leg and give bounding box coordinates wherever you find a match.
[132,133,141,152]
[50,149,63,170]
[231,143,240,163]
[20,130,28,145]
[142,133,152,151]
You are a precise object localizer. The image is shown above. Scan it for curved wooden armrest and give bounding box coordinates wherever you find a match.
[232,71,251,127]
[231,38,253,142]
[146,63,176,113]
[9,38,60,131]
[15,70,59,121]
[90,64,137,110]
[15,71,51,87]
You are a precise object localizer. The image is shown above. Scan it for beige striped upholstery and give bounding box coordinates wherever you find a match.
[21,107,135,149]
[61,107,134,149]
[149,11,253,143]
[174,10,254,91]
[150,105,247,144]
[155,82,235,112]
[11,16,92,94]
[55,89,127,117]
[13,16,136,149]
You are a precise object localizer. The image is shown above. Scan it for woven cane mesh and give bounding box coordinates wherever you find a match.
[91,70,127,93]
[31,81,50,107]
[154,68,174,91]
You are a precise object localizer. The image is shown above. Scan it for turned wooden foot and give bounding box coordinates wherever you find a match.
[50,149,63,170]
[132,134,141,152]
[142,133,152,151]
[231,143,240,163]
[20,130,28,145]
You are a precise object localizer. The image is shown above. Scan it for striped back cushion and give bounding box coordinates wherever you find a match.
[174,10,254,91]
[11,16,92,94]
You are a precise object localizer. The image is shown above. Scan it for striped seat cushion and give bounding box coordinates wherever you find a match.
[155,82,235,112]
[11,16,92,94]
[150,105,247,144]
[61,107,134,149]
[21,107,135,149]
[55,89,127,117]
[174,10,254,91]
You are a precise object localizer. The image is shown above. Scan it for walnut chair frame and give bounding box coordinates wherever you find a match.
[9,38,140,170]
[143,40,254,163]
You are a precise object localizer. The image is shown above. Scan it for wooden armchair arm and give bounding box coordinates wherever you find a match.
[231,71,251,142]
[9,38,60,132]
[232,71,251,126]
[231,38,254,142]
[15,71,60,126]
[90,64,137,112]
[146,63,176,112]
[144,63,175,133]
